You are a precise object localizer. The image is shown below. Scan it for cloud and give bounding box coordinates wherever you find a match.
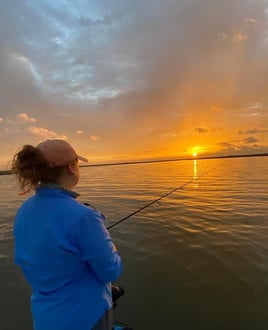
[0,117,3,123]
[0,0,268,164]
[27,126,68,140]
[195,128,209,134]
[243,136,259,144]
[17,112,37,123]
[245,18,257,24]
[217,139,267,155]
[1,0,266,109]
[217,141,233,148]
[238,128,268,134]
[232,31,249,44]
[79,9,126,28]
[11,53,42,85]
[0,50,44,115]
[90,135,100,141]
[245,102,264,111]
[161,132,179,139]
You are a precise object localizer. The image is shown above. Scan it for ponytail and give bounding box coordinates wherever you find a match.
[12,145,65,192]
[12,145,49,192]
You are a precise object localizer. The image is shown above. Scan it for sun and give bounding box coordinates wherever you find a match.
[191,146,200,158]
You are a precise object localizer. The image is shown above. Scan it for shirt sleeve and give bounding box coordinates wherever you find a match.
[75,209,123,284]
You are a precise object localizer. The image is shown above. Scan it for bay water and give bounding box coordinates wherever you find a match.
[0,156,267,329]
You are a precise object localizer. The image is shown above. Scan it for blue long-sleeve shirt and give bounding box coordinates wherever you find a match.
[14,187,123,330]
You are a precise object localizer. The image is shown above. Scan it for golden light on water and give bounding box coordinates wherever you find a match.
[193,159,197,178]
[193,159,198,188]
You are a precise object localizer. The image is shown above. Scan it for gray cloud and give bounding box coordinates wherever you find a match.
[195,128,209,134]
[217,140,267,155]
[2,0,267,107]
[239,128,268,134]
[217,142,233,148]
[243,136,259,144]
[0,0,268,165]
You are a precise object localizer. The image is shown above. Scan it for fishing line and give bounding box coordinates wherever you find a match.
[107,165,219,230]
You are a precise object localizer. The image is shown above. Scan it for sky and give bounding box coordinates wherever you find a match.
[0,0,268,168]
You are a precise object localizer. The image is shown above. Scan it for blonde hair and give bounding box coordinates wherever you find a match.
[12,145,66,192]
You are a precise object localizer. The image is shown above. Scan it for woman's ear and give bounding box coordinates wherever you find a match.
[67,162,77,175]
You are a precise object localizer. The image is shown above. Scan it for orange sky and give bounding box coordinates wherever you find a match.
[0,0,268,169]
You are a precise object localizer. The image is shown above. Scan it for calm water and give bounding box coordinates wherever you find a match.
[0,157,268,330]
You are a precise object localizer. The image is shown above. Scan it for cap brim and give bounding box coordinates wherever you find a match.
[77,155,88,162]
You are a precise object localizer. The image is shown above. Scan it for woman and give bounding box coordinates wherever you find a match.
[12,139,123,330]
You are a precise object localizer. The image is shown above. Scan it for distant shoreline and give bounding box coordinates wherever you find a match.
[1,152,267,175]
[0,170,13,176]
[80,152,268,168]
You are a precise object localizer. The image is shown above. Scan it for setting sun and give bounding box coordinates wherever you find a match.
[191,146,200,157]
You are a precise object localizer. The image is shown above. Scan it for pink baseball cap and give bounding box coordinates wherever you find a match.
[36,139,88,167]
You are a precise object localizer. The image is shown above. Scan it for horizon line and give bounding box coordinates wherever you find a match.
[80,151,268,168]
[1,152,268,175]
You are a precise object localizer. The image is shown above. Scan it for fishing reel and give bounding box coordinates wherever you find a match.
[112,285,125,310]
[112,285,133,330]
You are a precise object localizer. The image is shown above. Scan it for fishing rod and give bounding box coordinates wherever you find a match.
[107,165,219,230]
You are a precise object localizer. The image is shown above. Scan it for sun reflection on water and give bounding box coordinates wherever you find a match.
[193,159,198,188]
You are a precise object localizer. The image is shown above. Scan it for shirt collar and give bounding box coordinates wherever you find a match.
[37,182,80,199]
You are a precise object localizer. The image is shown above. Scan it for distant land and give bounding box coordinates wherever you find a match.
[0,169,13,175]
[80,152,268,168]
[2,152,268,175]
[1,152,267,175]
